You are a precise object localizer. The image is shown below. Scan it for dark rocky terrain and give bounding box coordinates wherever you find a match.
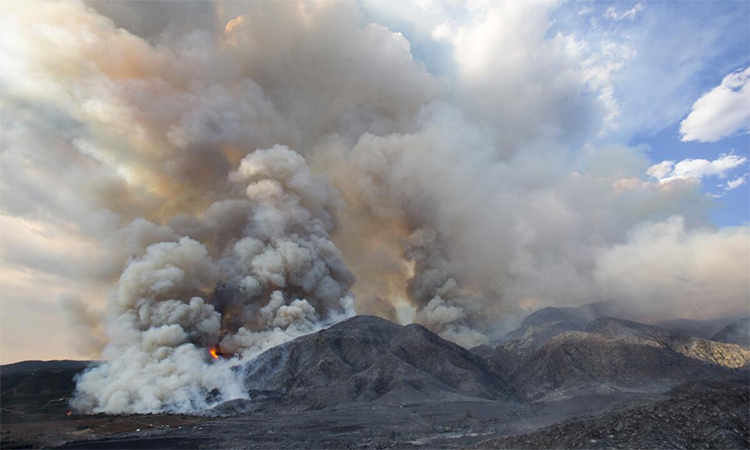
[470,378,750,449]
[0,360,207,449]
[2,305,749,449]
[1,360,91,423]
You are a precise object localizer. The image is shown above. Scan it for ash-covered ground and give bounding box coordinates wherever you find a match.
[2,304,749,449]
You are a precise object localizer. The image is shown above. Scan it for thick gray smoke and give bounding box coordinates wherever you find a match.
[71,146,355,413]
[2,0,748,412]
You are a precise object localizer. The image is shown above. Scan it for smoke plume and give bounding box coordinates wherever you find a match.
[1,0,747,413]
[71,145,355,413]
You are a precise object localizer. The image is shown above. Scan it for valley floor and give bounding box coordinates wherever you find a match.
[30,379,745,449]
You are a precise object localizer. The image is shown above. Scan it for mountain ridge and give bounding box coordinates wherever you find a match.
[237,315,512,411]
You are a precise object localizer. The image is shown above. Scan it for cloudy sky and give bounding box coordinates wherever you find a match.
[363,0,750,218]
[1,0,748,366]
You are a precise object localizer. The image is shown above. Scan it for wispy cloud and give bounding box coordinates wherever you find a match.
[680,67,750,142]
[647,153,748,183]
[724,175,748,191]
[604,3,644,21]
[579,5,594,16]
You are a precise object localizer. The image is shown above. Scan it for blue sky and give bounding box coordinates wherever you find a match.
[553,1,750,227]
[362,0,750,227]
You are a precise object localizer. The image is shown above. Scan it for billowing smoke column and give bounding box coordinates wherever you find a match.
[405,228,488,348]
[2,0,749,413]
[72,146,355,413]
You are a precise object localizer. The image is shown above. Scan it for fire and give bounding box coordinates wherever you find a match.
[66,411,72,417]
[209,347,220,360]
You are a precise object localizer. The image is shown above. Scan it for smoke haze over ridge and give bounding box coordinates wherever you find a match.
[0,0,748,413]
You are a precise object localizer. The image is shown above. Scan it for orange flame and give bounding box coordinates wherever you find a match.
[66,411,72,417]
[209,347,219,359]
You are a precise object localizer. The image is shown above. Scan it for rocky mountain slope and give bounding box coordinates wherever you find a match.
[237,313,749,406]
[491,314,750,401]
[239,315,512,410]
[508,331,745,401]
[587,317,750,367]
[712,318,750,348]
[471,303,750,402]
[3,310,749,449]
[497,302,748,351]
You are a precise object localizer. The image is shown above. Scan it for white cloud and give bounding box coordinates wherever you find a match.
[604,3,644,21]
[578,5,594,16]
[646,160,676,180]
[680,67,750,142]
[578,1,748,141]
[647,153,748,183]
[725,175,747,191]
[431,21,452,41]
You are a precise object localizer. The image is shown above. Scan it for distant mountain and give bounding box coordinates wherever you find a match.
[711,318,750,348]
[238,315,511,411]
[486,303,616,374]
[0,360,92,422]
[520,302,615,328]
[657,317,748,340]
[503,316,750,402]
[492,303,750,372]
[498,302,613,344]
[501,321,587,357]
[587,317,750,368]
[509,330,745,401]
[0,359,91,376]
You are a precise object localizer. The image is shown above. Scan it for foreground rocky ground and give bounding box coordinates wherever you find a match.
[54,394,654,449]
[6,379,743,449]
[469,379,750,449]
[2,305,748,449]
